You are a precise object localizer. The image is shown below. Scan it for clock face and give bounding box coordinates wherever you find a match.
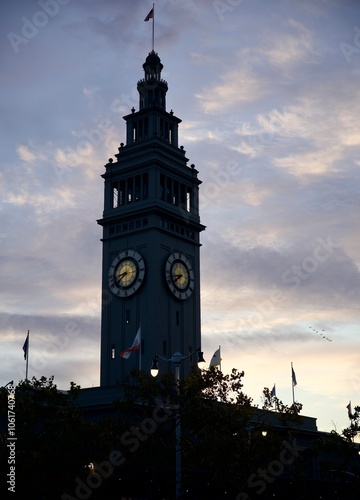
[165,252,194,300]
[108,249,145,297]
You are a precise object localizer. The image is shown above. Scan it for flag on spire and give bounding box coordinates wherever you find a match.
[120,327,141,359]
[22,331,29,360]
[291,366,297,387]
[144,8,154,22]
[209,347,222,368]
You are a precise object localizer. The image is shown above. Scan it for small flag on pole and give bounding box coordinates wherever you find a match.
[144,8,154,21]
[120,327,141,359]
[22,331,29,360]
[346,401,352,418]
[291,366,297,387]
[209,347,221,368]
[271,384,276,397]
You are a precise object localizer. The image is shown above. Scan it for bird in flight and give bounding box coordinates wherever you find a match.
[309,326,332,341]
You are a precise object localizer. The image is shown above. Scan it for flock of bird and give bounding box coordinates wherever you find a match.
[309,326,332,342]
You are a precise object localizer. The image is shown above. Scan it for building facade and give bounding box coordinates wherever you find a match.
[98,51,205,386]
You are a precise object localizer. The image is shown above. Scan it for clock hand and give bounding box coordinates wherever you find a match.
[116,271,128,281]
[117,269,136,281]
[172,274,183,282]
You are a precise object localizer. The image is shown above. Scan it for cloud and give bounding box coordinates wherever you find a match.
[17,145,36,162]
[261,18,318,69]
[195,69,268,113]
[0,312,100,388]
[274,146,344,177]
[201,231,360,318]
[239,82,360,179]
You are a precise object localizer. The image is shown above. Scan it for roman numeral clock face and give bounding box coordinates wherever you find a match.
[165,252,194,300]
[108,250,145,298]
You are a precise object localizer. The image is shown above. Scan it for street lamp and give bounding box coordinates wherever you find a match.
[150,349,206,377]
[150,348,206,498]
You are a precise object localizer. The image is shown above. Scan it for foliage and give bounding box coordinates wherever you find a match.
[180,368,254,493]
[0,376,114,499]
[116,367,305,497]
[3,373,357,499]
[314,404,360,498]
[343,405,360,442]
[262,387,303,424]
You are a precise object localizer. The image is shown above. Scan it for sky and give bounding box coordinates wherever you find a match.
[1,0,360,434]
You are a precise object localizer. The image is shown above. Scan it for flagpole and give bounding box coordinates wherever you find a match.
[291,362,295,404]
[152,3,155,52]
[274,383,276,410]
[26,330,29,381]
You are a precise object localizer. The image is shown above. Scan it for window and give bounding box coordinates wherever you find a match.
[166,177,172,203]
[160,174,165,200]
[186,187,192,212]
[127,178,133,203]
[160,218,196,241]
[143,173,148,199]
[173,181,179,205]
[112,182,118,208]
[160,118,164,138]
[135,175,141,201]
[180,184,186,208]
[119,180,125,206]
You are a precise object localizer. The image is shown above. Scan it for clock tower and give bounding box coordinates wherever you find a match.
[98,51,205,386]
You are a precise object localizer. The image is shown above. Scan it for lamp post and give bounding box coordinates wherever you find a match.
[151,349,206,499]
